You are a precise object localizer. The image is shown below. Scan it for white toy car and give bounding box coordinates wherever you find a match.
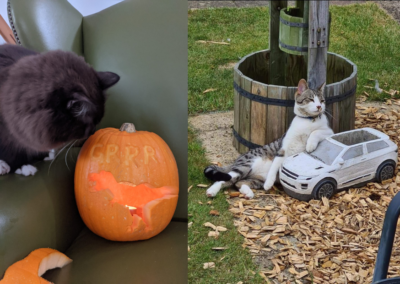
[280,127,398,201]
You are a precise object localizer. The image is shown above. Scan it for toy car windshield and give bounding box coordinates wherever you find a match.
[309,140,344,165]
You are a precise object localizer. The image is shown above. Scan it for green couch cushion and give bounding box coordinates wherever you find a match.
[43,222,188,284]
[82,0,188,220]
[0,148,84,276]
[8,0,83,55]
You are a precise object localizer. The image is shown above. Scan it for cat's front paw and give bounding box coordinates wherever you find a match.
[263,179,274,191]
[44,149,55,161]
[0,160,10,175]
[306,140,318,153]
[15,165,37,176]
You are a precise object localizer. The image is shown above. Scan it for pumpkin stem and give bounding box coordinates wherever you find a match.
[120,123,136,133]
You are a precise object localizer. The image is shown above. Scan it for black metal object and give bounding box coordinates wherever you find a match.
[234,81,294,107]
[234,81,357,107]
[279,40,308,52]
[279,16,309,28]
[232,128,261,149]
[373,192,400,283]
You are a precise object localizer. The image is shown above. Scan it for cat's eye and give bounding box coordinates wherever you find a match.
[309,98,314,102]
[321,100,325,103]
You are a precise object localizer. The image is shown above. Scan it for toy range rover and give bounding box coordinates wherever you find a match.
[279,127,398,201]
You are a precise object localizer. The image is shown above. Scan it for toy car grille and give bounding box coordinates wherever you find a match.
[282,167,298,180]
[281,179,296,189]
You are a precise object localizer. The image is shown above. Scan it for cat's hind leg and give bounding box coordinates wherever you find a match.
[263,155,285,191]
[236,178,264,199]
[206,171,240,197]
[15,165,37,176]
[0,160,10,175]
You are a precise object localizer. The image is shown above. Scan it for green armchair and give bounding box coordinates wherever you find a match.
[1,0,187,283]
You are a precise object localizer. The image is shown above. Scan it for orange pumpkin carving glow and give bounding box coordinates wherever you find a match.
[75,123,179,241]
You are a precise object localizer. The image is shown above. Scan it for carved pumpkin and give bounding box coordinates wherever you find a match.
[0,248,72,284]
[75,123,179,241]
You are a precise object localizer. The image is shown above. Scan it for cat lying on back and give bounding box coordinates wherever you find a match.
[204,79,334,199]
[0,44,120,176]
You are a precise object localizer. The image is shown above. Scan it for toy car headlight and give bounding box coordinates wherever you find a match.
[296,175,316,181]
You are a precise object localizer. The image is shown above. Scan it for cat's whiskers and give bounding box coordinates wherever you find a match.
[65,140,78,170]
[47,141,73,175]
[324,109,337,121]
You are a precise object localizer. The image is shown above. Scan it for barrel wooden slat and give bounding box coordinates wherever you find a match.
[239,77,252,153]
[325,84,334,128]
[251,82,268,146]
[233,70,241,150]
[267,85,286,142]
[332,83,340,133]
[350,74,357,129]
[286,87,297,129]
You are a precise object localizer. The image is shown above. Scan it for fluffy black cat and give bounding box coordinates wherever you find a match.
[0,44,120,176]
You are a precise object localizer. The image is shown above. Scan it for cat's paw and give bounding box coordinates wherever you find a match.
[306,140,319,153]
[0,160,10,175]
[44,149,55,161]
[239,185,254,199]
[206,182,222,197]
[15,165,37,176]
[263,179,274,191]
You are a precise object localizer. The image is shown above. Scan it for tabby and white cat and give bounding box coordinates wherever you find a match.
[204,79,334,199]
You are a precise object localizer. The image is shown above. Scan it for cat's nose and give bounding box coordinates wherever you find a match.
[317,105,321,110]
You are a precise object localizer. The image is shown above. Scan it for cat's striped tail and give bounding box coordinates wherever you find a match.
[204,165,232,182]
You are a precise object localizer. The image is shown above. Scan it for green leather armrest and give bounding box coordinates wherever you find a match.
[0,148,84,276]
[7,0,83,55]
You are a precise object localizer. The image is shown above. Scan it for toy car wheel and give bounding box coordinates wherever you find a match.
[376,161,395,183]
[312,179,336,200]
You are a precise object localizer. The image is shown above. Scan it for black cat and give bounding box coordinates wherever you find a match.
[0,44,120,175]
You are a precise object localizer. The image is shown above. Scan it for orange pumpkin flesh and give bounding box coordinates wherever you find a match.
[75,123,179,241]
[0,248,72,284]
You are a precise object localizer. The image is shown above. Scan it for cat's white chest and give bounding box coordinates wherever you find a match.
[283,116,328,156]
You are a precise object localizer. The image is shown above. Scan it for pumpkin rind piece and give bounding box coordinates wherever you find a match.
[0,248,72,284]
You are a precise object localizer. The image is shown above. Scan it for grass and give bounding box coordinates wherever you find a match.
[188,128,264,284]
[188,3,400,115]
[188,3,400,283]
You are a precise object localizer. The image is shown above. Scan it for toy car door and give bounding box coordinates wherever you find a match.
[335,145,371,187]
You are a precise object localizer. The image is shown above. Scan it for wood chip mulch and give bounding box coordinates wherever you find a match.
[226,99,400,284]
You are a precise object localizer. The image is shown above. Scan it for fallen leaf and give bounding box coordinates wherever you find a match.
[210,210,220,216]
[203,222,216,230]
[212,247,228,251]
[203,262,215,269]
[197,184,209,188]
[196,40,229,45]
[203,88,218,94]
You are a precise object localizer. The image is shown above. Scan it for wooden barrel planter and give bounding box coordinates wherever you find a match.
[233,49,357,153]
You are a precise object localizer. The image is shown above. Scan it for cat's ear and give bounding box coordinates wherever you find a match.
[318,82,326,94]
[297,79,308,95]
[97,72,120,90]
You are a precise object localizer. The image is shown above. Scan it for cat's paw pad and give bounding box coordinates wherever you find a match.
[239,185,254,199]
[263,179,274,191]
[44,149,55,161]
[0,160,10,175]
[306,140,318,153]
[15,165,37,176]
